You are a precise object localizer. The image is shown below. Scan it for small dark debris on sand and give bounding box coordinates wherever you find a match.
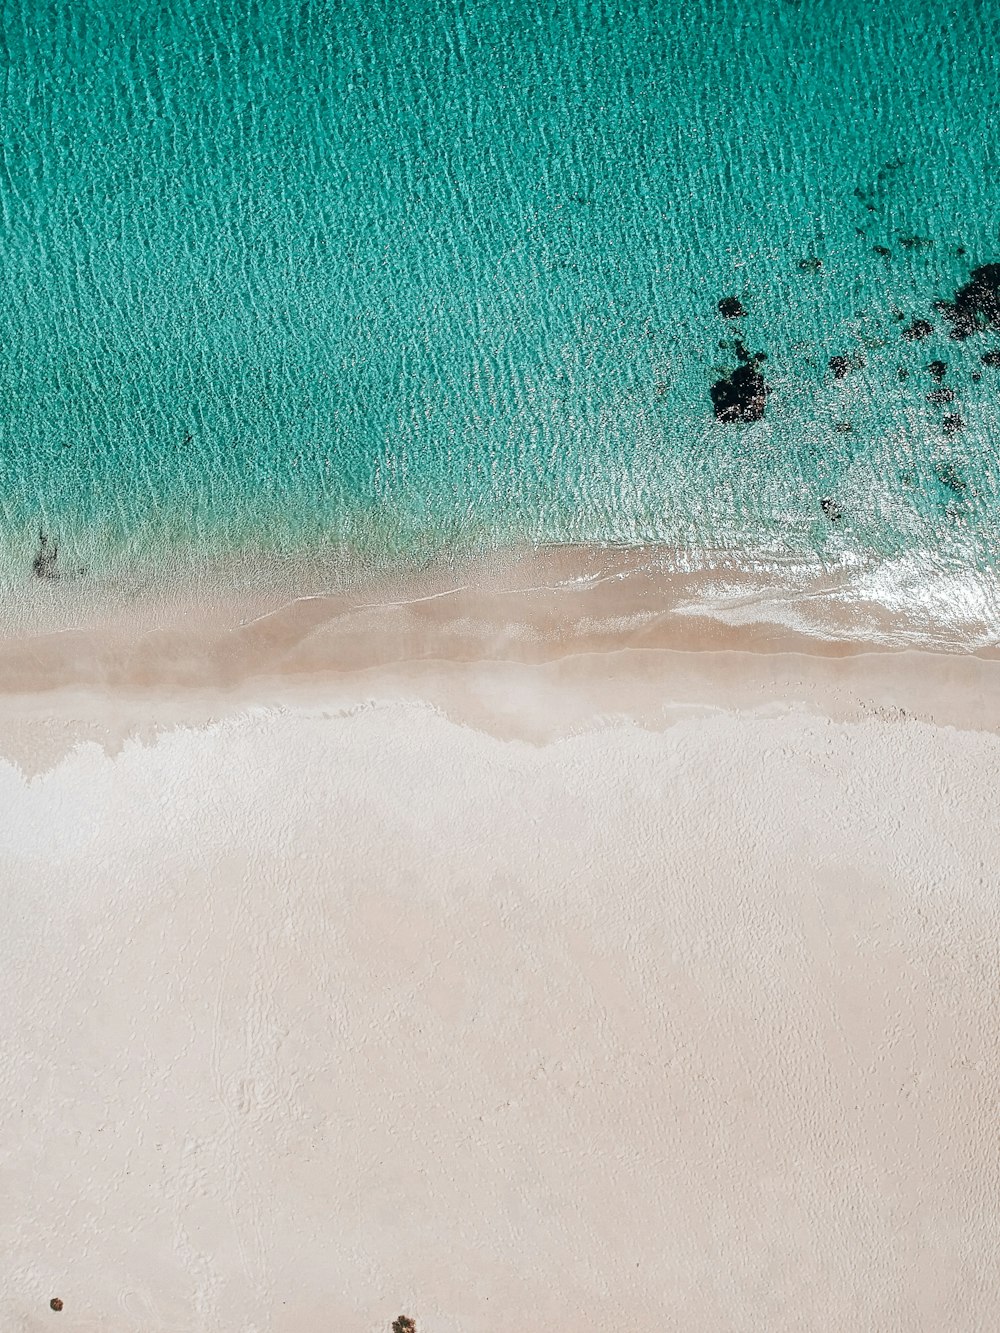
[934,263,1000,340]
[981,349,1000,367]
[50,1299,63,1312]
[392,1319,416,1333]
[717,296,746,319]
[828,355,849,379]
[834,421,853,434]
[32,530,58,579]
[711,361,771,422]
[820,497,842,521]
[901,319,933,342]
[927,360,947,381]
[926,387,955,403]
[942,413,964,434]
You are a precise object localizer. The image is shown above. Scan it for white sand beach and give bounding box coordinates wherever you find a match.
[2,550,999,1332]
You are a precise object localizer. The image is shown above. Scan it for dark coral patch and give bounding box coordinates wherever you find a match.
[934,263,1000,340]
[711,361,771,422]
[717,296,746,319]
[901,319,933,341]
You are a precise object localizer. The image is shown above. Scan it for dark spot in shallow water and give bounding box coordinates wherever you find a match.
[972,372,982,382]
[710,361,771,422]
[927,360,947,381]
[926,387,955,403]
[717,296,746,319]
[897,367,909,381]
[834,421,853,434]
[942,413,964,434]
[32,530,58,579]
[820,497,842,521]
[935,459,965,491]
[934,263,1000,340]
[981,349,1000,367]
[873,245,892,258]
[901,319,933,341]
[899,235,933,250]
[798,256,823,273]
[828,355,849,379]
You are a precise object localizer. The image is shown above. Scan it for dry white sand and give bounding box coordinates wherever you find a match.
[1,563,1000,1331]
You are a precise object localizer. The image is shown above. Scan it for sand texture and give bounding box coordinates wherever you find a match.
[1,563,999,1331]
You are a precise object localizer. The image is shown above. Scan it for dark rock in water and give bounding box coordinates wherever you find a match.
[935,460,965,491]
[820,497,842,521]
[798,256,823,273]
[734,340,751,363]
[926,387,955,403]
[942,414,964,435]
[927,360,947,381]
[901,319,933,341]
[828,355,850,379]
[934,263,1000,340]
[981,349,1000,367]
[717,296,746,319]
[897,366,909,381]
[972,371,982,382]
[711,362,771,422]
[834,421,853,434]
[32,530,58,579]
[873,245,892,258]
[957,245,967,256]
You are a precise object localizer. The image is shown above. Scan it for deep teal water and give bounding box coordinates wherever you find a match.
[2,0,999,617]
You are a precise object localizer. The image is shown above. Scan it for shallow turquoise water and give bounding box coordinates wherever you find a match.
[2,0,999,619]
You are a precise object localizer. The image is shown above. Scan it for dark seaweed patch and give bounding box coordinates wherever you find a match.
[710,361,771,422]
[828,355,849,380]
[934,263,1000,340]
[873,245,892,258]
[717,296,746,319]
[980,349,1000,367]
[897,367,909,381]
[935,459,965,490]
[899,235,933,250]
[927,360,947,381]
[901,319,933,342]
[32,530,58,579]
[797,256,823,273]
[820,497,842,521]
[942,414,964,434]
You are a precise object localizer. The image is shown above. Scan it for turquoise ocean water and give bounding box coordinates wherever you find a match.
[2,0,999,631]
